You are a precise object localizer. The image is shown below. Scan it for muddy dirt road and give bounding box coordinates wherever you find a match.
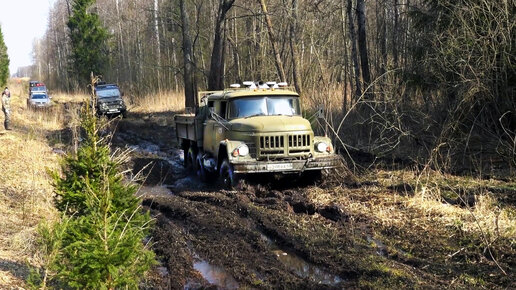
[112,113,354,289]
[109,112,514,289]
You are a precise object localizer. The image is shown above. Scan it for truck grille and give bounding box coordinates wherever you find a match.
[259,135,284,155]
[257,133,312,159]
[106,101,120,109]
[289,134,310,148]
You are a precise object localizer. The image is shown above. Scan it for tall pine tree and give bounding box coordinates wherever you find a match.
[0,25,9,86]
[67,0,109,83]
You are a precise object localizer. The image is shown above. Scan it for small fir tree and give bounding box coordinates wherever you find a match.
[46,76,154,288]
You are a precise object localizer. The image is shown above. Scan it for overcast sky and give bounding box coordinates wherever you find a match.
[1,0,57,74]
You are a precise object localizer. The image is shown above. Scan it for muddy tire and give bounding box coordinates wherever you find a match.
[196,153,215,182]
[302,170,323,184]
[219,159,240,189]
[185,148,197,173]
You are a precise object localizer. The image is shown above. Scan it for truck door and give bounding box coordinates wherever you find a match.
[203,101,228,155]
[203,101,216,154]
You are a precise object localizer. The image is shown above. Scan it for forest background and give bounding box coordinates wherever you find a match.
[25,0,515,173]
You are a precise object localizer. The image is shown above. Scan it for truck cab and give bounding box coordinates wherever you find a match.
[175,82,340,187]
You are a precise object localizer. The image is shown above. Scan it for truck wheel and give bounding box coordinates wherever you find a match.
[219,159,240,189]
[185,148,196,173]
[196,153,215,182]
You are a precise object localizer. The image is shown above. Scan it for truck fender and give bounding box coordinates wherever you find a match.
[217,140,247,168]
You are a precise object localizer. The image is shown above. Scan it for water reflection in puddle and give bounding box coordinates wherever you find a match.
[273,249,343,285]
[261,234,343,285]
[192,260,239,289]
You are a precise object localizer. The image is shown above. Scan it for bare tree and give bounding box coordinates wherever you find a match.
[392,0,399,68]
[356,0,371,94]
[180,0,196,108]
[289,0,302,94]
[208,0,235,90]
[347,0,361,100]
[259,0,286,82]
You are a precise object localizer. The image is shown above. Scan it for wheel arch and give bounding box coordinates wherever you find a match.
[217,143,229,171]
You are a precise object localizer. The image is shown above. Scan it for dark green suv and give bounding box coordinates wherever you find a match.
[94,83,127,117]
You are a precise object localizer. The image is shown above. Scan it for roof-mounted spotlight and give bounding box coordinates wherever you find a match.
[243,81,257,90]
[257,81,269,89]
[277,82,288,87]
[230,83,241,88]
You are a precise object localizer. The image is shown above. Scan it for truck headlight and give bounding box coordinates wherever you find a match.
[315,142,329,153]
[232,144,249,157]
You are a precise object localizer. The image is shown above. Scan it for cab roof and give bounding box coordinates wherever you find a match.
[96,84,119,90]
[202,87,299,101]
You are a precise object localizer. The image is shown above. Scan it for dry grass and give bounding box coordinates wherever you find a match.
[302,85,346,114]
[129,90,185,113]
[50,92,89,105]
[122,85,337,116]
[0,83,183,287]
[306,168,515,287]
[0,80,71,288]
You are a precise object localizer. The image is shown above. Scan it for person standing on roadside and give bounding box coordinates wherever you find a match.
[2,87,11,130]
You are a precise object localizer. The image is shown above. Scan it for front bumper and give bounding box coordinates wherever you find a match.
[29,102,51,108]
[232,155,341,174]
[98,107,126,115]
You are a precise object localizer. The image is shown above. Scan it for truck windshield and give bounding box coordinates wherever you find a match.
[96,88,120,98]
[31,94,48,99]
[229,96,301,118]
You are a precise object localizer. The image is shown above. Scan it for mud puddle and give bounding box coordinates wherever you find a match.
[128,140,208,191]
[260,233,343,285]
[366,234,388,257]
[189,260,239,289]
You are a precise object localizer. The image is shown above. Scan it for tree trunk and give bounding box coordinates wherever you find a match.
[379,1,387,77]
[393,0,399,68]
[154,0,162,91]
[259,0,287,82]
[208,0,235,90]
[180,0,196,108]
[356,0,371,94]
[347,0,361,101]
[227,36,241,84]
[290,0,302,94]
[340,0,349,111]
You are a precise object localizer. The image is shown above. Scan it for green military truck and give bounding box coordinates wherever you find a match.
[174,81,341,187]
